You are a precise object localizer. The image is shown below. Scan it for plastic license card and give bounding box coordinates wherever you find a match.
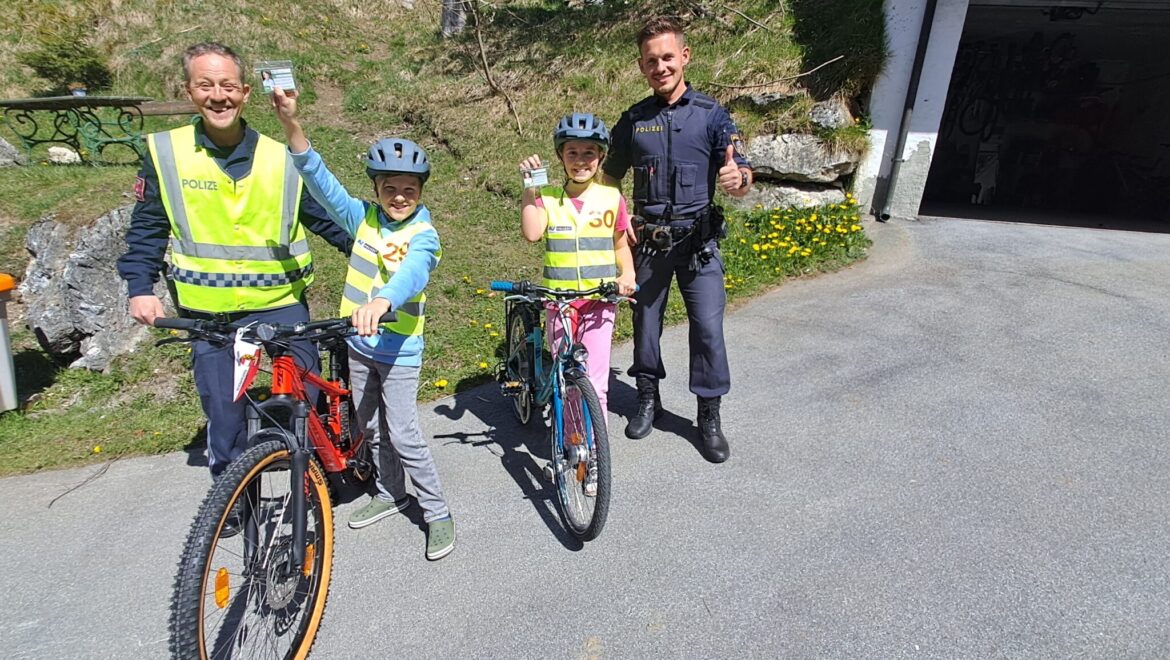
[255,60,297,94]
[522,166,548,189]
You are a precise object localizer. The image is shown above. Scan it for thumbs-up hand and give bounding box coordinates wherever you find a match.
[718,144,747,195]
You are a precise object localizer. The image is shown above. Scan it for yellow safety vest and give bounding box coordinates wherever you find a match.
[148,124,311,313]
[540,183,620,291]
[339,206,438,336]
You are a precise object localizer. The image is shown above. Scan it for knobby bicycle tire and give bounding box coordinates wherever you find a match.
[169,440,334,660]
[553,372,611,541]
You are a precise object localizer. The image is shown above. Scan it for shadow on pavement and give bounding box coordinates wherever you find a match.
[433,381,584,551]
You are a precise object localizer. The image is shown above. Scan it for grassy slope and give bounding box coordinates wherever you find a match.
[0,0,883,474]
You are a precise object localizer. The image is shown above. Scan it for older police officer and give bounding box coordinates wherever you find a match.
[602,17,752,463]
[117,43,350,477]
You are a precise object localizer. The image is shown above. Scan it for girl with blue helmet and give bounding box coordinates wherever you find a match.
[519,112,637,484]
[270,88,455,560]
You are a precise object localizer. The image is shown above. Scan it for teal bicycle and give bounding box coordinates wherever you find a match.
[491,280,628,541]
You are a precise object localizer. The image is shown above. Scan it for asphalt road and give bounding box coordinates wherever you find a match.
[2,216,1169,658]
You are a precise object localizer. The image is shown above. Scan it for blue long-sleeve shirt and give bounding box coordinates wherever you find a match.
[116,119,353,300]
[289,145,440,367]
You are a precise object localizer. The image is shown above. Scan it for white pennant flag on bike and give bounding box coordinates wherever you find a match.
[232,328,262,402]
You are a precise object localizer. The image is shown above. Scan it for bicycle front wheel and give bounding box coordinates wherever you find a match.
[170,440,334,660]
[552,372,611,541]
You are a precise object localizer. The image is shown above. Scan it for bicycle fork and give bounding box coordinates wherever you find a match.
[287,400,311,573]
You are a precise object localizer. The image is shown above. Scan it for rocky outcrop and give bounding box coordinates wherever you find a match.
[20,205,171,371]
[0,137,25,167]
[735,181,847,210]
[747,134,859,184]
[808,99,853,129]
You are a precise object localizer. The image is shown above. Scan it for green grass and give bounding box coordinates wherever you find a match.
[0,0,883,475]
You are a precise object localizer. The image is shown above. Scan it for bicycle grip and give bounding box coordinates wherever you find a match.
[489,281,514,292]
[379,311,398,323]
[153,317,198,330]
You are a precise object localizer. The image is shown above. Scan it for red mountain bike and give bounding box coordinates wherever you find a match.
[156,312,392,660]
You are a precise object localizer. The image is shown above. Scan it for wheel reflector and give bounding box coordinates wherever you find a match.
[303,543,316,577]
[214,567,230,608]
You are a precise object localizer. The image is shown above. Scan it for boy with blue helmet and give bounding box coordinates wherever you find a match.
[271,88,455,561]
[520,112,636,493]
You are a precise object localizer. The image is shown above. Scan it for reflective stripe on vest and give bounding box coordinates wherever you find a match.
[338,205,438,337]
[540,183,619,291]
[148,125,311,313]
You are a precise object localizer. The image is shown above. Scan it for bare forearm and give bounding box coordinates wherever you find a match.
[281,118,310,154]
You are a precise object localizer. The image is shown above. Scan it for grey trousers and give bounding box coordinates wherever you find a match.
[348,350,450,523]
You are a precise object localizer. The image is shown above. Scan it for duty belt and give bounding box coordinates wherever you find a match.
[643,221,696,241]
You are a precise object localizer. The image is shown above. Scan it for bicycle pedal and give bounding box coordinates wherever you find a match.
[542,462,556,482]
[500,381,525,396]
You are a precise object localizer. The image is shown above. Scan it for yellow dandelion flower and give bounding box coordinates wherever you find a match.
[435,379,448,388]
[478,361,489,369]
[475,288,485,295]
[463,276,472,283]
[93,445,102,453]
[752,244,761,251]
[489,331,499,338]
[483,322,493,329]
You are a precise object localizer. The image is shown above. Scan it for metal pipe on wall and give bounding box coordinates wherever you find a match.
[877,0,939,221]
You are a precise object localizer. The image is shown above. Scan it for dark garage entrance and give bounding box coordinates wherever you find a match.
[921,0,1170,230]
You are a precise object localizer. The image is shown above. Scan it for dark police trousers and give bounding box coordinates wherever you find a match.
[630,238,731,398]
[191,301,319,476]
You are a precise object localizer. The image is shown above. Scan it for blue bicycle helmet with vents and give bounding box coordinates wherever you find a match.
[364,138,430,183]
[553,113,609,152]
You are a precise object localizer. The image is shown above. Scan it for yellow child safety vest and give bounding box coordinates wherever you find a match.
[339,206,438,336]
[540,183,620,291]
[148,125,312,313]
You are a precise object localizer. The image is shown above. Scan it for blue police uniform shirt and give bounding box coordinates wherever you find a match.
[116,118,353,299]
[604,83,751,220]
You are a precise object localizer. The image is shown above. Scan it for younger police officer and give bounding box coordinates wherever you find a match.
[117,43,351,478]
[602,17,752,463]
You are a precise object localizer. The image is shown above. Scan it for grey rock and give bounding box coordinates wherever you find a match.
[20,205,170,371]
[747,133,860,183]
[0,137,25,167]
[809,99,853,129]
[729,181,847,210]
[20,219,83,355]
[47,146,81,165]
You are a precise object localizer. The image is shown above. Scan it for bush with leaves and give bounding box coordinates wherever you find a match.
[17,13,112,93]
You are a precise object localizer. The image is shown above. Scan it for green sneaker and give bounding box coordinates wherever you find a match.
[426,516,456,561]
[348,497,410,529]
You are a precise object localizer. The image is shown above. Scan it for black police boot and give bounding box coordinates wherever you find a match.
[625,378,663,439]
[696,396,730,463]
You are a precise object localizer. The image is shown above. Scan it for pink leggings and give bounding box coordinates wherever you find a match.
[545,300,616,416]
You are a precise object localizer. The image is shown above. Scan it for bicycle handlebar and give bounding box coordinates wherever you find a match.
[490,280,633,301]
[153,311,398,345]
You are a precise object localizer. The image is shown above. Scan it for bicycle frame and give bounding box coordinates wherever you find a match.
[506,296,597,472]
[245,353,354,474]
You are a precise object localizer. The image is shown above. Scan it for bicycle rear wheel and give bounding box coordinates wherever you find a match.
[551,372,611,541]
[170,440,334,660]
[506,305,536,425]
